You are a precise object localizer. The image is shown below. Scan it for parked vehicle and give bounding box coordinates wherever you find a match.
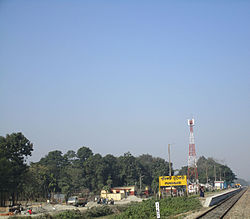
[67,196,87,207]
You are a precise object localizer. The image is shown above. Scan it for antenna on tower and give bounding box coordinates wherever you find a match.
[187,118,198,185]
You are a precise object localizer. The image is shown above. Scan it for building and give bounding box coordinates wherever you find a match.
[111,186,136,196]
[214,181,225,190]
[100,185,137,201]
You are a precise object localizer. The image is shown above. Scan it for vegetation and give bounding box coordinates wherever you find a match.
[0,133,33,206]
[0,132,172,205]
[0,132,237,206]
[86,205,113,218]
[179,156,236,184]
[23,150,173,201]
[112,197,202,219]
[10,197,202,219]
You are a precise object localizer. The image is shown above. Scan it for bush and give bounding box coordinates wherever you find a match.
[52,210,83,219]
[112,196,202,219]
[86,205,113,217]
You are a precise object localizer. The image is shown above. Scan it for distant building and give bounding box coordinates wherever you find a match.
[214,181,225,190]
[111,186,136,195]
[100,190,125,201]
[100,185,137,201]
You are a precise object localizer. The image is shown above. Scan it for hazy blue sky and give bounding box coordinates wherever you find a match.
[0,1,249,180]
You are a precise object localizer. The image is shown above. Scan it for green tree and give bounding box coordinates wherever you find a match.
[64,150,77,165]
[77,146,93,163]
[0,133,33,206]
[83,154,105,192]
[137,154,171,194]
[179,156,236,184]
[38,150,67,195]
[102,154,120,187]
[118,152,144,187]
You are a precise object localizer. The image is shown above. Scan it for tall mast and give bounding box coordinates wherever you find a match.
[187,119,198,184]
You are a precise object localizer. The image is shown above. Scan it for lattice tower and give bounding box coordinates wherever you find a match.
[187,119,198,183]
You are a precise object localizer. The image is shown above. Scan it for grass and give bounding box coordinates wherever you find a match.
[110,196,202,219]
[9,196,202,219]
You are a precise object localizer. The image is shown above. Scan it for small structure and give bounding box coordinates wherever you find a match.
[111,186,136,196]
[100,185,137,201]
[214,181,225,190]
[188,183,199,194]
[100,190,125,201]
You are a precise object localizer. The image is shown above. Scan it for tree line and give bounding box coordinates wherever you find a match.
[179,156,236,184]
[0,132,236,206]
[0,132,172,205]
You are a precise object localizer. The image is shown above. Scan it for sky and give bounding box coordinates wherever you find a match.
[0,1,249,181]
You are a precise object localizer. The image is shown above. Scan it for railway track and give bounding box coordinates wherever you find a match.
[196,188,247,219]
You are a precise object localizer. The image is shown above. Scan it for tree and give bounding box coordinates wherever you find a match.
[38,150,66,190]
[118,152,143,187]
[83,154,105,192]
[137,154,171,194]
[77,146,93,163]
[179,156,236,184]
[64,150,77,165]
[0,133,33,206]
[26,164,51,200]
[102,154,119,187]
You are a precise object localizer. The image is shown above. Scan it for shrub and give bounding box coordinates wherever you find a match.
[52,210,83,219]
[86,205,113,217]
[113,196,202,219]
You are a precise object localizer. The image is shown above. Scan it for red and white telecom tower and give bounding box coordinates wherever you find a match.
[187,119,198,184]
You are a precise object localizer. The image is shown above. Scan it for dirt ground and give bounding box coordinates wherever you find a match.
[0,189,239,218]
[0,195,144,218]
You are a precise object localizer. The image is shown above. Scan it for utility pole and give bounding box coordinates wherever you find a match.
[168,144,171,177]
[206,164,208,184]
[219,168,222,181]
[168,144,173,197]
[214,165,216,182]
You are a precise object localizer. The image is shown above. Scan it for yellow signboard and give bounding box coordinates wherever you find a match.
[159,175,187,187]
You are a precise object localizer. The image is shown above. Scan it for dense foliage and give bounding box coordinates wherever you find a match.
[0,133,33,206]
[0,132,237,206]
[23,150,171,201]
[179,156,237,184]
[0,132,172,204]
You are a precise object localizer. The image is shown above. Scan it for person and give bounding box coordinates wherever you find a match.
[199,186,204,197]
[28,208,32,215]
